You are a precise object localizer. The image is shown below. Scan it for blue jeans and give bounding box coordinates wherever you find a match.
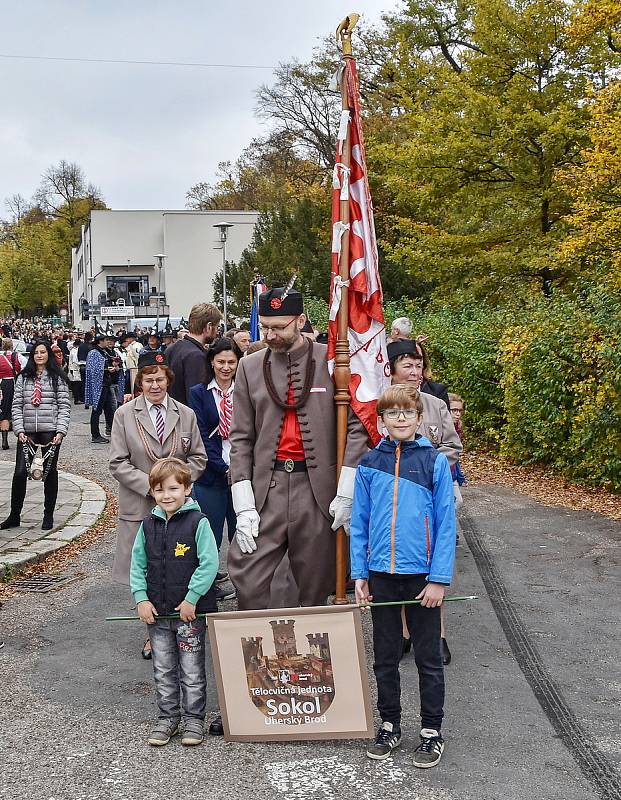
[194,481,236,550]
[369,571,444,731]
[149,618,206,722]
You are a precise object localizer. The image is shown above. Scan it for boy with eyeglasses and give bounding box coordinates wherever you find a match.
[350,384,456,768]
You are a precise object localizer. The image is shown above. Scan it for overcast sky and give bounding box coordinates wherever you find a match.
[0,1,398,212]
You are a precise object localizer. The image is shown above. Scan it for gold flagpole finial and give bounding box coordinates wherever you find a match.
[336,13,360,57]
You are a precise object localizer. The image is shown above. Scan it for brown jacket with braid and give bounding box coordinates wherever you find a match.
[229,340,369,519]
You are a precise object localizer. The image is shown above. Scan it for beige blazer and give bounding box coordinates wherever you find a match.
[418,390,462,466]
[229,341,369,518]
[109,393,207,583]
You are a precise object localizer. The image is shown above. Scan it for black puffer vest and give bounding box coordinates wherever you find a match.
[143,509,216,615]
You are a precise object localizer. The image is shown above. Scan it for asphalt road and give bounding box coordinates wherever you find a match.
[0,405,619,800]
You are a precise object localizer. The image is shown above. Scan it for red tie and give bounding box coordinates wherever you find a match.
[217,389,232,439]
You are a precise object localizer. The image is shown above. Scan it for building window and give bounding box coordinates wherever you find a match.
[77,257,83,278]
[106,276,150,305]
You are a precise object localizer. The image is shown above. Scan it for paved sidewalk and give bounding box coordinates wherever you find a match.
[0,460,107,578]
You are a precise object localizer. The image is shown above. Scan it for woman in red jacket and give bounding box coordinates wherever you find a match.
[0,338,21,450]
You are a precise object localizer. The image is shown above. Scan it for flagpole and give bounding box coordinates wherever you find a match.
[333,14,359,605]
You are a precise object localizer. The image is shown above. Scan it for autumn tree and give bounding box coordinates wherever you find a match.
[559,79,621,288]
[186,130,329,213]
[365,0,620,301]
[0,161,106,313]
[34,159,105,240]
[0,221,67,314]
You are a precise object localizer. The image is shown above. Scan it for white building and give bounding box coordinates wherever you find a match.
[70,209,259,330]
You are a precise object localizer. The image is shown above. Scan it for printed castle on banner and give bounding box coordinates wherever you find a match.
[241,619,335,726]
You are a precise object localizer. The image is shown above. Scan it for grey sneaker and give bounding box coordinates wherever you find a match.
[215,585,236,602]
[181,719,204,746]
[413,728,444,768]
[147,718,179,746]
[366,721,401,760]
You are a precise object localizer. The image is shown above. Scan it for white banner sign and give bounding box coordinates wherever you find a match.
[100,306,135,318]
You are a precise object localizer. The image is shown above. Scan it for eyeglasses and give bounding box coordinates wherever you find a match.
[259,318,297,335]
[381,408,419,420]
[142,377,167,387]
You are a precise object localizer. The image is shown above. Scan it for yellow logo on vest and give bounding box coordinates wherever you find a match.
[174,542,191,557]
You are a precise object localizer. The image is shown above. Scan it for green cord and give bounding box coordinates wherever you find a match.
[105,595,478,621]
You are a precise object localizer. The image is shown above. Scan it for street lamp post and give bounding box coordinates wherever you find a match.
[153,254,167,333]
[213,223,233,331]
[66,281,71,325]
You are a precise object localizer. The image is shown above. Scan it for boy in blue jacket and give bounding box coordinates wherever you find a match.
[350,384,456,768]
[130,457,219,747]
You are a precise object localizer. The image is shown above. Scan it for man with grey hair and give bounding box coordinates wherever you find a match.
[390,316,413,341]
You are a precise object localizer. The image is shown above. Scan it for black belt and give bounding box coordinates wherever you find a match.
[273,459,307,473]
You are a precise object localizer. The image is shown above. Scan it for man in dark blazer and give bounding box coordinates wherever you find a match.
[166,303,221,405]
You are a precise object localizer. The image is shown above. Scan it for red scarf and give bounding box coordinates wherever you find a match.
[31,375,42,407]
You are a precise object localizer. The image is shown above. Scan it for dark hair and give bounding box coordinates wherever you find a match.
[417,342,433,380]
[21,339,69,391]
[205,338,239,384]
[389,352,423,375]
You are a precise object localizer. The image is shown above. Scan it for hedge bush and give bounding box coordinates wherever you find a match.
[307,287,621,491]
[386,289,621,492]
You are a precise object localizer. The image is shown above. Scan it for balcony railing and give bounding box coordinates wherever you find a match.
[91,296,170,319]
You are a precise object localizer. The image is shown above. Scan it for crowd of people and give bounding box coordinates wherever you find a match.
[0,298,468,767]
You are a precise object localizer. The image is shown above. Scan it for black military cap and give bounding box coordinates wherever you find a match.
[137,351,167,370]
[386,339,424,363]
[258,288,304,317]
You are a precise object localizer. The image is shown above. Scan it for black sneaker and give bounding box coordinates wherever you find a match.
[413,728,444,768]
[366,721,401,760]
[215,571,229,583]
[92,436,110,444]
[215,585,236,602]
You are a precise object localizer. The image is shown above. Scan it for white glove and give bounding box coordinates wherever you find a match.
[329,466,356,535]
[232,480,260,554]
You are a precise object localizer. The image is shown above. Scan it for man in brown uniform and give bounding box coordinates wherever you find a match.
[227,287,368,609]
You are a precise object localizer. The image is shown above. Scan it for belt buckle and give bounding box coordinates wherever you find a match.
[284,458,295,473]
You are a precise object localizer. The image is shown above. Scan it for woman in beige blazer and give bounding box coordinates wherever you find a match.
[109,353,207,656]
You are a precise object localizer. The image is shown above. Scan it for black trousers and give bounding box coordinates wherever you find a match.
[369,571,445,731]
[90,384,117,438]
[10,431,61,517]
[70,379,83,404]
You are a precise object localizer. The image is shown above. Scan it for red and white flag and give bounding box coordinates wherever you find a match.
[327,58,389,445]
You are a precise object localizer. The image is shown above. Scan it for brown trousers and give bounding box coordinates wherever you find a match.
[228,470,335,610]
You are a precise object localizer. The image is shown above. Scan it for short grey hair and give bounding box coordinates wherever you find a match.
[391,317,413,337]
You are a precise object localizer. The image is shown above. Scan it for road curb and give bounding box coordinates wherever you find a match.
[0,469,107,580]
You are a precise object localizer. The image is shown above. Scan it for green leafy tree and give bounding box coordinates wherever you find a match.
[213,198,332,318]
